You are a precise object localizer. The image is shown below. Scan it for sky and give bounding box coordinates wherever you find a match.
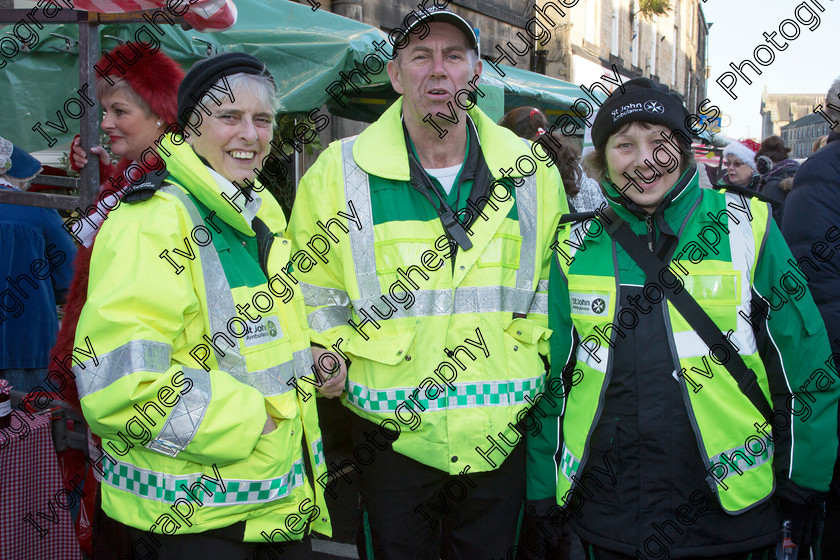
[702,0,836,141]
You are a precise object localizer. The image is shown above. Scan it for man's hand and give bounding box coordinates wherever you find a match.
[71,137,110,169]
[311,347,347,398]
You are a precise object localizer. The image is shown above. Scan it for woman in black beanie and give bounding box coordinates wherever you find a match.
[523,77,837,560]
[72,52,338,559]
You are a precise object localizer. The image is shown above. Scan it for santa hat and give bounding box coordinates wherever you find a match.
[97,43,185,126]
[722,139,759,172]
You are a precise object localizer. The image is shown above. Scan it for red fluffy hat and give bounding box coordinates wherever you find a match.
[96,42,185,125]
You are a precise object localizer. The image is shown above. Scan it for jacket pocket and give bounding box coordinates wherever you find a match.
[346,328,417,365]
[477,233,522,269]
[584,416,620,507]
[503,318,550,379]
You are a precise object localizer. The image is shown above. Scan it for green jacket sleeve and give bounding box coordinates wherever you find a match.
[74,196,267,466]
[752,210,840,495]
[526,240,576,503]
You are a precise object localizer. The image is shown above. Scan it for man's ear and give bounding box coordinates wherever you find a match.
[473,59,483,79]
[387,59,404,95]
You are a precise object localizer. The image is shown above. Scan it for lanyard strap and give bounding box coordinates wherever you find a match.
[601,206,773,423]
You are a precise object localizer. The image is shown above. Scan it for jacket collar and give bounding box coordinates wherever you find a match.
[158,134,261,236]
[353,97,534,181]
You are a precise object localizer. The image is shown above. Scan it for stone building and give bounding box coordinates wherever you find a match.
[326,0,532,68]
[534,0,709,112]
[760,88,824,140]
[780,112,831,159]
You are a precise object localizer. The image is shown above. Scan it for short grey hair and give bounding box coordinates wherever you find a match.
[826,76,840,126]
[198,72,280,124]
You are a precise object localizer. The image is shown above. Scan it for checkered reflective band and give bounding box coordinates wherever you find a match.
[559,443,580,483]
[101,454,306,506]
[312,438,325,467]
[345,375,544,413]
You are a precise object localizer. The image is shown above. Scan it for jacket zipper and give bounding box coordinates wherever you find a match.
[662,300,716,495]
[646,215,655,252]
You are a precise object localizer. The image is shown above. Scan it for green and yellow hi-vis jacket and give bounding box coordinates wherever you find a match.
[529,168,839,515]
[73,135,331,541]
[288,98,567,474]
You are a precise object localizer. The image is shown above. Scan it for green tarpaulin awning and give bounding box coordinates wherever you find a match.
[0,0,389,151]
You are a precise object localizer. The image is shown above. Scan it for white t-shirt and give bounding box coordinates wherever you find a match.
[425,163,462,195]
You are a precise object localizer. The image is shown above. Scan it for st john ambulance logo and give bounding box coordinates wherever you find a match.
[570,293,610,317]
[644,100,665,114]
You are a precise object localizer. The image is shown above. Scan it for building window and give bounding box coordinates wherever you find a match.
[611,0,620,55]
[631,17,640,67]
[671,27,678,86]
[585,0,597,44]
[650,21,658,76]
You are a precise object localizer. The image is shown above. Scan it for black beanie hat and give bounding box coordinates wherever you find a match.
[177,52,274,129]
[592,77,691,151]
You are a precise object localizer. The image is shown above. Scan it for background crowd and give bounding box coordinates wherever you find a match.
[2,7,840,560]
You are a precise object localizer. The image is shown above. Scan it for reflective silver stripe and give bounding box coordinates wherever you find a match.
[529,293,548,315]
[576,343,608,374]
[673,329,756,360]
[293,347,317,380]
[726,191,760,356]
[340,138,542,320]
[673,330,710,358]
[147,367,212,457]
[529,279,549,315]
[455,285,534,315]
[162,185,310,397]
[345,374,543,413]
[101,454,306,506]
[565,221,587,262]
[351,286,537,320]
[514,167,538,294]
[161,185,248,378]
[230,359,296,397]
[308,306,352,333]
[342,138,379,300]
[300,282,350,308]
[74,340,172,398]
[708,434,774,482]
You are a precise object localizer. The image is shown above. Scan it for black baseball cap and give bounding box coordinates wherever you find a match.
[403,6,479,57]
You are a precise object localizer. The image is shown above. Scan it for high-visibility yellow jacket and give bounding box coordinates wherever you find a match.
[528,168,839,553]
[288,99,566,474]
[73,134,331,541]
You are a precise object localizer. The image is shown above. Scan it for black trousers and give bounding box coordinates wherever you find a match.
[581,541,775,560]
[106,513,313,560]
[352,415,526,560]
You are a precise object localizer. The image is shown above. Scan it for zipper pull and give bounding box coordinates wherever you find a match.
[646,216,654,252]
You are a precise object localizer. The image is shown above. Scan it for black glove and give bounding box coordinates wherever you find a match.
[517,499,572,560]
[779,496,825,551]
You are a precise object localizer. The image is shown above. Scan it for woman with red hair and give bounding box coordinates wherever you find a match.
[50,42,184,558]
[52,42,184,397]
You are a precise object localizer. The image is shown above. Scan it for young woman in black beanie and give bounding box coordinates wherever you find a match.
[522,77,837,560]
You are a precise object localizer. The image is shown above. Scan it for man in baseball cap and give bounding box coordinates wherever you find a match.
[289,6,565,559]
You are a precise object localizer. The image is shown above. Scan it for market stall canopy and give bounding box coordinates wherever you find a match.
[1,0,390,151]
